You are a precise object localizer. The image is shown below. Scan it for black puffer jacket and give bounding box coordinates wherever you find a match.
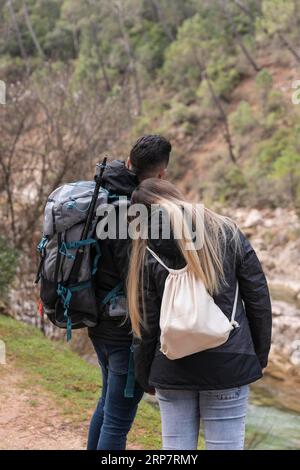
[133,231,272,392]
[88,160,138,344]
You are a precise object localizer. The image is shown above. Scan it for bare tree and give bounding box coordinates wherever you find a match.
[232,0,257,19]
[6,0,28,62]
[221,3,261,72]
[82,0,112,92]
[149,0,175,41]
[113,0,142,116]
[277,32,300,63]
[232,0,300,63]
[194,53,237,164]
[0,69,131,250]
[292,0,300,31]
[91,21,112,93]
[22,0,45,58]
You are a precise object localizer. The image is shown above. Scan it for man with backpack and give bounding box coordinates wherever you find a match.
[86,135,172,450]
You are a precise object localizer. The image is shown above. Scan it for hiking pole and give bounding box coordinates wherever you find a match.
[80,157,107,242]
[68,157,107,285]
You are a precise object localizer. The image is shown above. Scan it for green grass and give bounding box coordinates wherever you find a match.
[0,314,161,449]
[2,314,298,450]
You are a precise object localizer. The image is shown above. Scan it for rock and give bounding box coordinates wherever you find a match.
[243,209,264,228]
[290,351,300,366]
[267,350,293,380]
[252,237,267,251]
[272,303,283,317]
[269,280,300,302]
[264,218,276,228]
[274,207,285,219]
[291,340,300,350]
[272,300,299,318]
[265,260,276,270]
[270,232,289,248]
[242,227,256,238]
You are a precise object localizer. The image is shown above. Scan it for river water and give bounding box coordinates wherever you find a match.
[245,403,300,450]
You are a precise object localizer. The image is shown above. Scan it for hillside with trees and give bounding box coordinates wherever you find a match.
[1,1,300,243]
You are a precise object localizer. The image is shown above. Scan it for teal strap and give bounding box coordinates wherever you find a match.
[66,316,72,342]
[66,198,91,212]
[37,236,48,252]
[66,199,77,209]
[66,238,97,248]
[59,241,75,260]
[57,282,91,316]
[108,193,122,202]
[124,345,135,398]
[64,288,72,309]
[101,282,124,305]
[57,281,92,342]
[57,284,73,342]
[59,239,97,260]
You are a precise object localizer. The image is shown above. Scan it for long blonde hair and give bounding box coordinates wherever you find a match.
[127,178,241,338]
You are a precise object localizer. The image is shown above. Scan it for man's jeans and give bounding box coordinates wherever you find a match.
[156,385,249,450]
[87,340,144,450]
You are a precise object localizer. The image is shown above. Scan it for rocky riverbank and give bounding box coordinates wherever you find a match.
[232,208,300,413]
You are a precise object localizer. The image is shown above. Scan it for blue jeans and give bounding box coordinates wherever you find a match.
[87,340,144,450]
[156,385,249,450]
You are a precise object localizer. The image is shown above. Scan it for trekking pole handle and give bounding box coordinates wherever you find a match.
[95,157,107,179]
[80,156,107,242]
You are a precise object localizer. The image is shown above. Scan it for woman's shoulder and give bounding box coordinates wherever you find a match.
[147,237,186,270]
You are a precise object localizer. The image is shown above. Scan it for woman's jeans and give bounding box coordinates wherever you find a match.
[156,385,249,450]
[87,340,144,450]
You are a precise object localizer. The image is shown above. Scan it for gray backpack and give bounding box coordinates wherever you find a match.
[35,161,116,340]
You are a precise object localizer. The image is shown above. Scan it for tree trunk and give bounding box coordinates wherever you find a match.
[90,21,112,92]
[7,0,28,62]
[233,0,300,64]
[293,0,300,51]
[114,1,142,116]
[149,0,175,41]
[278,32,300,63]
[223,5,261,72]
[232,0,256,20]
[23,0,45,58]
[195,53,237,164]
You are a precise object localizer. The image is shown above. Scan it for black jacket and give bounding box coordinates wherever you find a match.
[88,160,138,344]
[133,231,272,392]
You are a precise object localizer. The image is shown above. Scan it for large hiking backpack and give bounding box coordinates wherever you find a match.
[35,160,111,340]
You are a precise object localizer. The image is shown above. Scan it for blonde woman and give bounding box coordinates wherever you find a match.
[127,178,272,450]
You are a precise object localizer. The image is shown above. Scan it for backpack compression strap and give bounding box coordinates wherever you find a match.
[101,282,124,305]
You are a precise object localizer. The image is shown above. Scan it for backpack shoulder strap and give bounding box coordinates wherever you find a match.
[230,282,239,327]
[146,247,171,272]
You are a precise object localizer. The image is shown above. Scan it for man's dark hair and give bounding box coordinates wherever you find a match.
[130,135,171,178]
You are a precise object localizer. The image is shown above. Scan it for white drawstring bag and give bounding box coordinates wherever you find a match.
[147,247,239,360]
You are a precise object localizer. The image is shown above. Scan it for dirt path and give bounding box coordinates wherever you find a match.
[0,364,143,450]
[0,365,87,450]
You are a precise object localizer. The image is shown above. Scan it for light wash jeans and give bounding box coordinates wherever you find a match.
[156,385,249,450]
